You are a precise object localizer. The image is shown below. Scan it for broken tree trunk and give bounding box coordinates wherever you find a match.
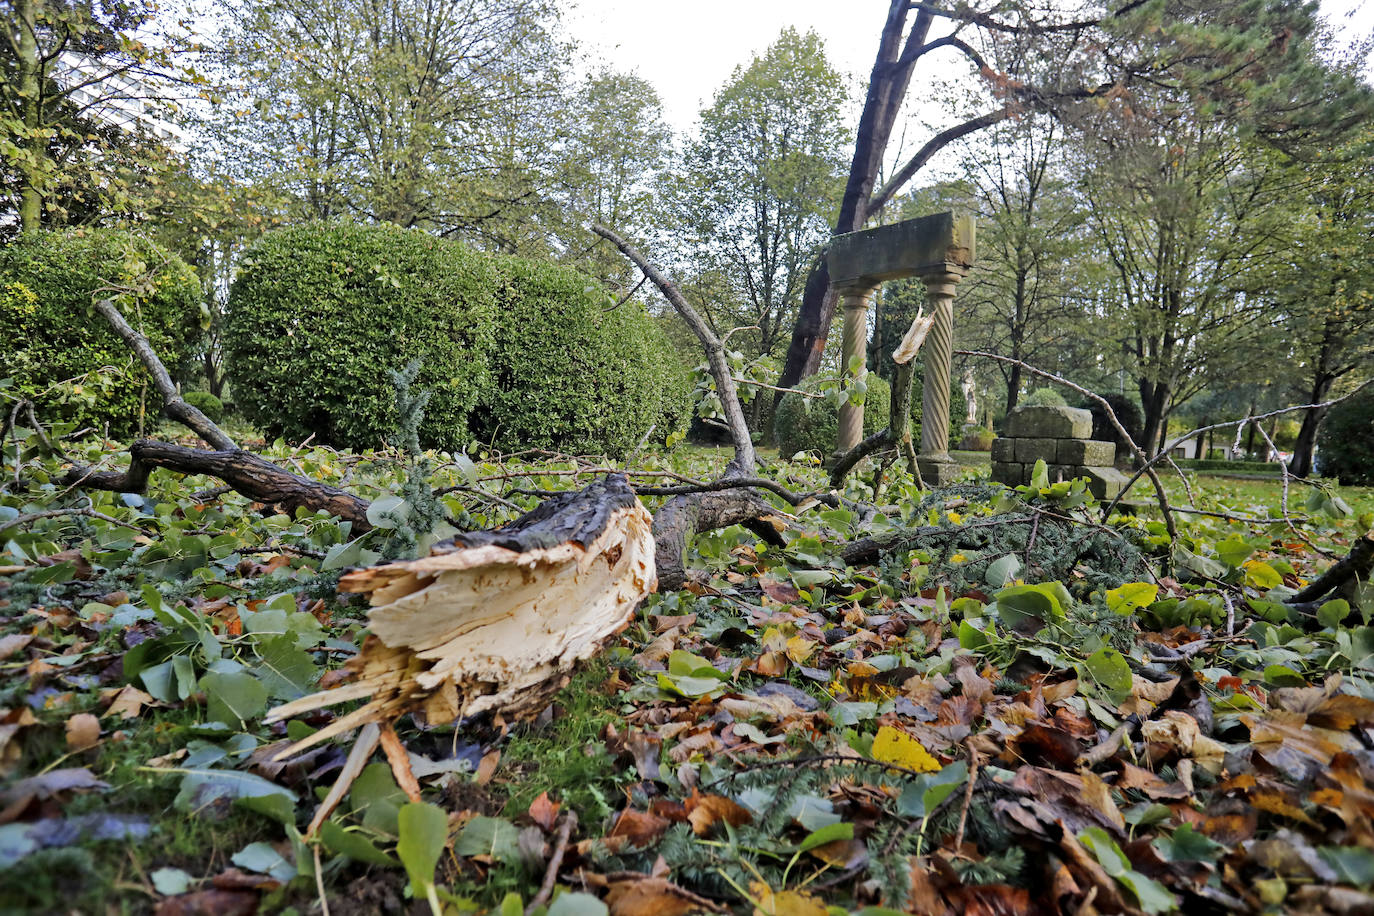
[265,474,657,759]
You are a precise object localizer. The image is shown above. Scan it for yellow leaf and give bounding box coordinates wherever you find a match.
[1243,560,1282,590]
[870,725,940,773]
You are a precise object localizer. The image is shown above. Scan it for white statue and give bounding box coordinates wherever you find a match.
[962,368,978,425]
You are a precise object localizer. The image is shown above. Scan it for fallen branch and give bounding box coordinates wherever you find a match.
[64,440,373,533]
[1289,530,1374,605]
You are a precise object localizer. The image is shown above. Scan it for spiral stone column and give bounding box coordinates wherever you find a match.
[836,285,877,453]
[917,272,961,485]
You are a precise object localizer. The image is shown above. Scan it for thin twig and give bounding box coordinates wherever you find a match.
[526,812,577,916]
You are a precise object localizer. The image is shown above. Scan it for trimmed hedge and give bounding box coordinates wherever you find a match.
[1173,458,1281,473]
[1023,387,1067,407]
[775,374,891,458]
[0,230,202,438]
[473,255,692,455]
[226,223,499,451]
[225,223,691,455]
[1317,396,1374,485]
[183,391,224,423]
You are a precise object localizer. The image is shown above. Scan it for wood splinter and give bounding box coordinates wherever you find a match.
[266,474,657,809]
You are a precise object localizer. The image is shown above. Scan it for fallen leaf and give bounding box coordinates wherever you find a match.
[606,875,719,916]
[871,725,941,773]
[685,791,752,836]
[529,791,561,832]
[749,882,828,916]
[154,888,259,916]
[609,809,669,848]
[103,685,154,720]
[65,714,100,752]
[475,750,500,786]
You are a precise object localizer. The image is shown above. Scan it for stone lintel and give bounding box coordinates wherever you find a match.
[827,211,975,290]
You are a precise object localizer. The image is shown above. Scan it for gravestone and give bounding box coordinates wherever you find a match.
[825,211,975,485]
[992,404,1129,499]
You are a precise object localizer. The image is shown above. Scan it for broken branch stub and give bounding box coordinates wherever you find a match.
[266,474,656,758]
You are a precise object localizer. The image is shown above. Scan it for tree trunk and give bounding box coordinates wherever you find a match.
[17,0,44,233]
[775,1,929,396]
[1291,401,1328,478]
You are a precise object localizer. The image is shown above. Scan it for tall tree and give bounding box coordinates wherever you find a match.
[954,114,1083,413]
[774,0,1374,400]
[1,0,196,232]
[208,0,571,249]
[666,28,848,364]
[1277,131,1374,476]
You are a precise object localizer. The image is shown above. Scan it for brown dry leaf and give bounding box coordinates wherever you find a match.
[954,662,995,704]
[65,713,100,752]
[606,876,720,916]
[1007,723,1081,769]
[1079,771,1126,831]
[0,635,32,662]
[1116,763,1190,800]
[529,791,561,832]
[1057,822,1130,913]
[808,837,867,869]
[719,694,803,722]
[760,579,802,605]
[103,685,154,720]
[154,889,259,916]
[609,809,670,848]
[749,882,828,916]
[685,790,753,836]
[623,729,663,780]
[669,731,723,765]
[651,613,697,634]
[475,750,500,786]
[1245,711,1359,780]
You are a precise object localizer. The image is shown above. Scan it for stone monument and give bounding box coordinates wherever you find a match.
[991,404,1129,499]
[825,211,975,486]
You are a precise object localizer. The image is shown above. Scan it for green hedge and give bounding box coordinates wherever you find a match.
[225,223,691,455]
[1317,396,1374,485]
[0,230,202,438]
[473,255,691,455]
[775,374,891,458]
[1174,458,1281,473]
[225,223,499,451]
[183,391,224,423]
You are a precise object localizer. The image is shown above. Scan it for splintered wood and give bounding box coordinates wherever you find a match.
[266,474,656,760]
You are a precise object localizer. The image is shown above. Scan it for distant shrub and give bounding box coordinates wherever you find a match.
[1272,418,1301,451]
[1023,387,1067,407]
[182,390,224,423]
[0,229,201,438]
[226,223,499,451]
[775,374,890,458]
[226,223,691,455]
[1317,396,1374,485]
[473,255,692,456]
[1085,393,1144,459]
[959,426,995,451]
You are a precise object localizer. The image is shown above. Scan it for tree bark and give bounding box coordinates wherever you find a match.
[64,441,374,532]
[17,0,43,233]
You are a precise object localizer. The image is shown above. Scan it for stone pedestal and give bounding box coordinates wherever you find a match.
[918,455,962,486]
[991,405,1128,499]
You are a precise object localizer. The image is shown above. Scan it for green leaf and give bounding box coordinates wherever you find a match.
[957,619,990,650]
[397,802,449,898]
[251,635,318,700]
[984,554,1021,588]
[895,761,969,818]
[351,763,406,835]
[199,670,269,728]
[1106,582,1158,615]
[796,822,853,854]
[1082,648,1133,702]
[994,582,1066,632]
[319,821,400,866]
[454,815,520,861]
[1317,599,1351,628]
[231,841,295,881]
[1030,459,1049,489]
[1153,823,1224,864]
[546,893,609,916]
[366,494,408,529]
[173,768,296,812]
[150,867,193,895]
[1319,846,1374,887]
[235,792,296,825]
[1244,561,1282,590]
[1216,536,1255,568]
[1079,827,1177,913]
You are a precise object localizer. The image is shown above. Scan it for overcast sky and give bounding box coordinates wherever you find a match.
[566,0,1374,136]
